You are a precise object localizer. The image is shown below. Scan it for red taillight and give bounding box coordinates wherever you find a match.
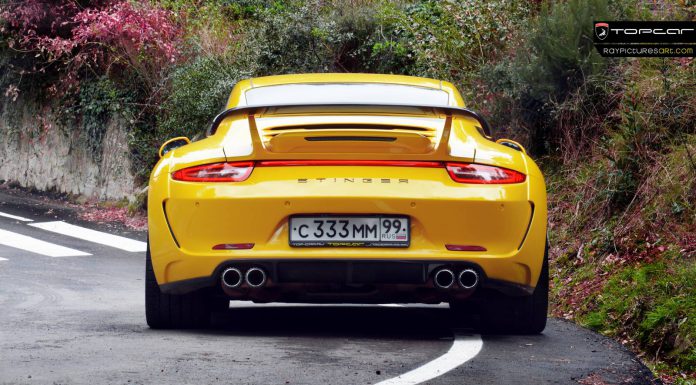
[171,160,524,184]
[172,161,254,182]
[445,163,525,184]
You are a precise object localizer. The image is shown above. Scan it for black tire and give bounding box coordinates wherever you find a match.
[451,243,549,334]
[145,243,212,329]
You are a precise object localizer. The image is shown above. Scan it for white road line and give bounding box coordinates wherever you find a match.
[29,221,146,252]
[378,304,405,307]
[0,229,91,257]
[374,334,483,385]
[0,257,7,261]
[0,211,33,222]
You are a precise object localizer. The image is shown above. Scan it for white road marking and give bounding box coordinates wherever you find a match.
[378,304,405,307]
[29,221,146,252]
[0,257,7,261]
[374,333,483,385]
[0,229,91,257]
[0,211,33,222]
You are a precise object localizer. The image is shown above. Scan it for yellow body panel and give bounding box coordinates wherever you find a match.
[148,73,547,294]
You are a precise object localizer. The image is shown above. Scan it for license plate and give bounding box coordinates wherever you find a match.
[289,216,410,247]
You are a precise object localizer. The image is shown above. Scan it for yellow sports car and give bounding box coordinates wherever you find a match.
[146,73,548,333]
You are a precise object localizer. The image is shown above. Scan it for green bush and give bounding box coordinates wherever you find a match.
[249,1,378,74]
[158,54,253,141]
[479,0,610,155]
[369,0,530,93]
[581,260,696,371]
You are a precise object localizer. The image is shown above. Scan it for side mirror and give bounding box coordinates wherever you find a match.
[496,138,526,154]
[159,137,191,158]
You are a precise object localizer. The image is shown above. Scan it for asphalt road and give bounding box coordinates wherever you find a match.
[0,189,658,385]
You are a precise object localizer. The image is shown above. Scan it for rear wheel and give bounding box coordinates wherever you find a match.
[145,243,213,329]
[451,243,549,334]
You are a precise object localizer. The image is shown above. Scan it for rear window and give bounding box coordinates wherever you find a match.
[244,83,450,107]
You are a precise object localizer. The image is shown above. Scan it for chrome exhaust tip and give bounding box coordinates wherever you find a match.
[433,269,455,289]
[221,267,243,289]
[245,267,267,288]
[458,269,479,289]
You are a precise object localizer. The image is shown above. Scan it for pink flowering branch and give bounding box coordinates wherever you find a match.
[1,0,185,94]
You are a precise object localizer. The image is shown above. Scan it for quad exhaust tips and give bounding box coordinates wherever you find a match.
[225,266,476,291]
[245,267,267,288]
[222,267,244,288]
[458,269,479,289]
[222,267,268,289]
[433,268,479,290]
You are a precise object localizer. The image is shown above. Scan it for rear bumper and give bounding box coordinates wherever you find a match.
[159,259,534,302]
[148,165,548,296]
[149,198,547,294]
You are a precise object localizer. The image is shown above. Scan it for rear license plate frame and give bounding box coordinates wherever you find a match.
[289,215,410,248]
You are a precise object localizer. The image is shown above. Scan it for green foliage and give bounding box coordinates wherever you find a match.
[637,135,696,226]
[545,159,623,247]
[601,59,695,211]
[251,2,337,73]
[581,260,696,371]
[369,0,530,91]
[531,0,607,99]
[158,54,253,140]
[249,1,377,73]
[480,0,610,154]
[58,77,135,163]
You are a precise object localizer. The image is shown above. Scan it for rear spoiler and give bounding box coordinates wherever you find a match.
[207,103,493,138]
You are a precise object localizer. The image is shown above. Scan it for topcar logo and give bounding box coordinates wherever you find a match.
[594,21,696,43]
[595,22,609,41]
[593,21,696,57]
